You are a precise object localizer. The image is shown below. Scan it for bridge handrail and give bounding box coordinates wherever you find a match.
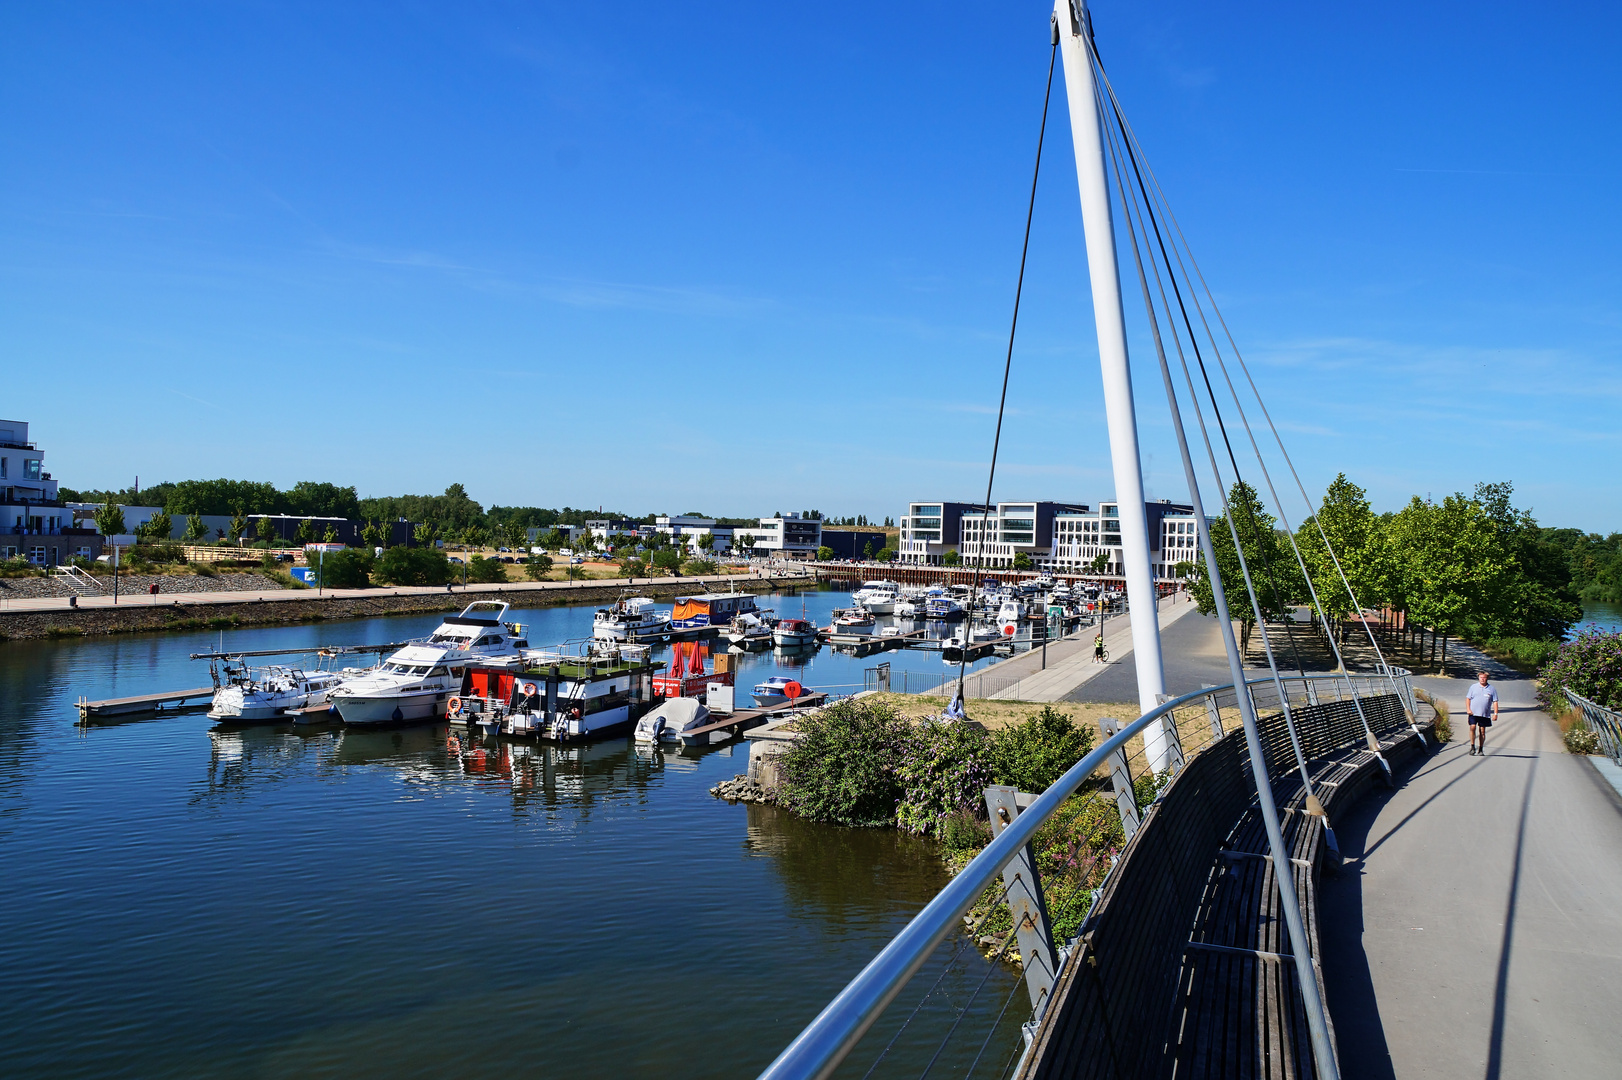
[756,668,1410,1080]
[1565,688,1622,763]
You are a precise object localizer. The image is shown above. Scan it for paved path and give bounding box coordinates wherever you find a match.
[0,571,813,614]
[979,593,1201,702]
[1319,665,1622,1078]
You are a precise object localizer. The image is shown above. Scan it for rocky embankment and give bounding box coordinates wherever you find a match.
[0,572,282,600]
[709,774,774,804]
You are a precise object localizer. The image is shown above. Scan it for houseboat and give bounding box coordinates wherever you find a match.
[592,595,673,642]
[670,591,759,630]
[447,642,658,741]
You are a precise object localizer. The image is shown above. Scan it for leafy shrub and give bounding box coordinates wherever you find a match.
[940,809,991,852]
[967,793,1124,945]
[308,548,374,588]
[777,698,913,827]
[526,554,554,580]
[683,557,718,576]
[374,546,453,587]
[895,722,995,835]
[617,558,646,579]
[1133,768,1173,810]
[192,562,218,578]
[1538,629,1622,713]
[465,555,508,584]
[1485,635,1561,671]
[262,569,307,590]
[651,550,682,573]
[135,542,187,565]
[1564,724,1602,755]
[0,557,41,578]
[988,706,1095,793]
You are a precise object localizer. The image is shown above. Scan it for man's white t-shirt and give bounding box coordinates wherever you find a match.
[1466,682,1499,718]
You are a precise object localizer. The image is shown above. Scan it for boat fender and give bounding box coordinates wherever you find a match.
[447,696,462,717]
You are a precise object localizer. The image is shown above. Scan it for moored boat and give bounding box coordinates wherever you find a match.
[772,618,817,648]
[593,596,672,642]
[752,675,804,707]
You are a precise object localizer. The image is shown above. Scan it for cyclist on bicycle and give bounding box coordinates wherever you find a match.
[1094,632,1105,663]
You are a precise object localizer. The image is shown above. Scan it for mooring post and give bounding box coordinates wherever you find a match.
[984,785,1060,1016]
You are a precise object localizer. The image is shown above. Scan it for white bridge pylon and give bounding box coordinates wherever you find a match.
[1055,0,1172,772]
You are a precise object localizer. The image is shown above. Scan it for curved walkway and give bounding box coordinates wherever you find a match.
[1319,665,1622,1078]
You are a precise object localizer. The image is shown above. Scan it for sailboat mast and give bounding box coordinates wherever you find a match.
[1054,0,1169,761]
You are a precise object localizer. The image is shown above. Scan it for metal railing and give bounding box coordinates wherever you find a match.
[756,667,1415,1080]
[1564,689,1622,763]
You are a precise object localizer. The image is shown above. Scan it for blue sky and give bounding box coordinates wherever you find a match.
[3,2,1618,530]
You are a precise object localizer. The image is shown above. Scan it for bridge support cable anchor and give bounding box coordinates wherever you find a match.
[984,785,1061,1016]
[1066,7,1341,1074]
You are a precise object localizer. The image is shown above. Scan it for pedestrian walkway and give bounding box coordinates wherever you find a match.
[982,593,1201,702]
[1318,669,1622,1078]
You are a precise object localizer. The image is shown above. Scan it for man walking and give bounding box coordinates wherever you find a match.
[1465,669,1499,755]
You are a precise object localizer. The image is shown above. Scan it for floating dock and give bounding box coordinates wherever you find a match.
[76,686,216,723]
[678,692,829,744]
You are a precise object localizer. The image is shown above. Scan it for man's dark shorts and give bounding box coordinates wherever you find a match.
[1469,714,1493,728]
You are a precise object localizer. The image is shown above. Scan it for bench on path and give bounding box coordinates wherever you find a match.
[1019,693,1434,1080]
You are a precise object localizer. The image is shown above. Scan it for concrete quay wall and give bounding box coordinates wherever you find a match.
[0,573,813,642]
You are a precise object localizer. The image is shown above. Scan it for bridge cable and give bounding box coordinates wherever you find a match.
[1090,57,1323,810]
[1097,68,1400,762]
[954,31,1058,714]
[1103,107,1414,722]
[1083,31,1342,1080]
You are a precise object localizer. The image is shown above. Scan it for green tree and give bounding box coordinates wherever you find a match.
[295,518,316,546]
[862,540,875,560]
[816,545,835,562]
[942,549,961,567]
[565,562,586,581]
[308,548,374,588]
[361,520,385,549]
[184,513,208,543]
[414,521,438,547]
[373,546,453,586]
[1013,551,1034,571]
[525,553,554,580]
[1187,481,1304,650]
[229,509,248,546]
[94,500,127,539]
[1295,473,1394,620]
[323,524,339,544]
[617,557,646,578]
[465,555,508,584]
[876,545,897,563]
[141,511,173,544]
[740,534,758,555]
[697,532,716,553]
[1087,552,1110,574]
[1388,493,1513,643]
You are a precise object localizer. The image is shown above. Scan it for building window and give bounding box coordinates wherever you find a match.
[24,459,41,480]
[29,546,45,565]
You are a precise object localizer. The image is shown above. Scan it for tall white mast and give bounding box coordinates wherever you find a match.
[1054,0,1169,768]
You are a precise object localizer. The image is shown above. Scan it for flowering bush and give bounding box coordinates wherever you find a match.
[894,722,995,836]
[1537,629,1622,713]
[777,698,913,827]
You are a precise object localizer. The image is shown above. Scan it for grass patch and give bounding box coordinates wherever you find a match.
[1481,635,1561,673]
[1415,688,1451,743]
[43,625,85,638]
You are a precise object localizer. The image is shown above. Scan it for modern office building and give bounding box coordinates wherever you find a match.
[898,495,1203,579]
[732,513,822,559]
[1,420,105,565]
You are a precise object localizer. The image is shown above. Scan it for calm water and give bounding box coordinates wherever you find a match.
[0,589,1024,1079]
[1572,600,1622,638]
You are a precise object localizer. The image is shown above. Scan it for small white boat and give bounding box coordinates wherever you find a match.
[773,618,817,648]
[752,675,804,707]
[924,589,965,621]
[634,697,711,743]
[593,596,672,642]
[997,599,1023,638]
[208,662,350,721]
[726,612,773,647]
[833,606,875,630]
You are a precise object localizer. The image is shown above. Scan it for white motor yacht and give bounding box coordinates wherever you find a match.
[832,606,875,631]
[592,596,672,642]
[851,581,900,615]
[331,602,530,726]
[924,588,966,621]
[726,611,773,647]
[208,661,352,721]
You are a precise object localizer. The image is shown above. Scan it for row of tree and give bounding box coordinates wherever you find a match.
[1188,475,1585,644]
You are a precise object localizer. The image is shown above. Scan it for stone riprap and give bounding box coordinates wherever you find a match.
[710,774,774,804]
[0,572,285,600]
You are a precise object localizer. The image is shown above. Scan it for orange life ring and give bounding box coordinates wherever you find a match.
[521,682,538,697]
[447,696,462,716]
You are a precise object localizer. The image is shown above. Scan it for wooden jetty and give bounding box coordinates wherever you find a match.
[677,692,829,745]
[76,686,216,723]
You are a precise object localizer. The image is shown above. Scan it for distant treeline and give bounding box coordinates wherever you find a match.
[1190,475,1612,645]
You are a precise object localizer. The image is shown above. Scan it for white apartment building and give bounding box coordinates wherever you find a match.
[1,419,104,565]
[899,495,1203,579]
